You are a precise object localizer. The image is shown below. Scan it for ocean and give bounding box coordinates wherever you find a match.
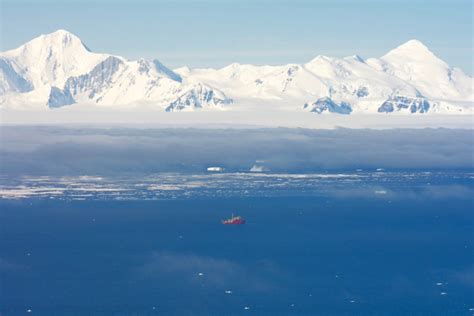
[1,171,473,315]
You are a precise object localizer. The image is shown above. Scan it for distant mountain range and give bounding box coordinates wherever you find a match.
[1,30,472,114]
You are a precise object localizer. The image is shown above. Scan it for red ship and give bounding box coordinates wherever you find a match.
[222,214,246,225]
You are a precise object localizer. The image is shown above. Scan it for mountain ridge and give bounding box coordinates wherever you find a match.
[1,30,472,114]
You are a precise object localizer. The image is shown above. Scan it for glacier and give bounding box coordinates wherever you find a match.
[0,30,472,115]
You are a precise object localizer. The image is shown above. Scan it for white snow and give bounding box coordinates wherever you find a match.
[0,30,472,120]
[2,30,111,86]
[367,40,473,102]
[0,30,230,111]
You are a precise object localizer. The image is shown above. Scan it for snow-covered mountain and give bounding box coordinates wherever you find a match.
[0,30,230,110]
[1,30,472,114]
[180,40,472,114]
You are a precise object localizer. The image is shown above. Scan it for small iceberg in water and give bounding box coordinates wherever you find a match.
[207,166,224,172]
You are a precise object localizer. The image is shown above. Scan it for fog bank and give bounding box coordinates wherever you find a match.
[1,127,473,175]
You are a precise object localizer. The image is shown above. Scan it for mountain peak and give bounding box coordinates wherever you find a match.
[37,29,89,51]
[344,55,365,63]
[383,39,435,60]
[1,29,89,56]
[48,29,75,37]
[0,29,109,88]
[397,39,430,51]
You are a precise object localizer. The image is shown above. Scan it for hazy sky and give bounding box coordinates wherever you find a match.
[1,0,472,74]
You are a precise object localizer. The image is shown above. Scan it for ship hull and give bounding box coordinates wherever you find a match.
[222,220,246,225]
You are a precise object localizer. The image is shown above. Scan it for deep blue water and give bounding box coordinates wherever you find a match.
[1,173,473,315]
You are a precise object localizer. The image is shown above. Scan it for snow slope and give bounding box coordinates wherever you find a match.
[181,42,472,114]
[0,30,472,114]
[367,40,472,102]
[0,30,231,110]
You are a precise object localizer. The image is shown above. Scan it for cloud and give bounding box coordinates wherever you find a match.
[0,257,31,274]
[133,251,280,292]
[452,265,474,287]
[327,184,474,200]
[1,127,473,175]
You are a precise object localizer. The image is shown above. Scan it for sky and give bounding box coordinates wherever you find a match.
[0,0,473,74]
